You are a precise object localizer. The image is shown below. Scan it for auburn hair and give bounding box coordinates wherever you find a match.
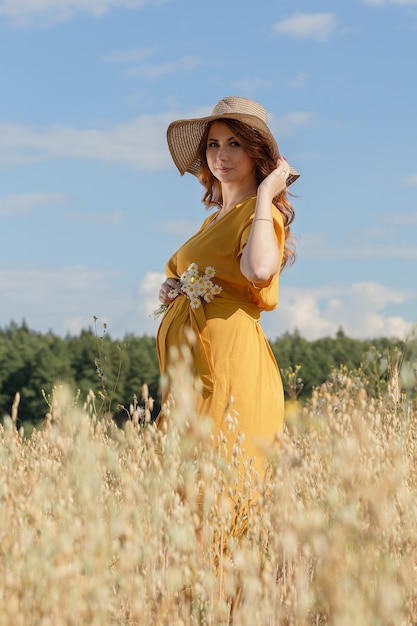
[197,119,296,269]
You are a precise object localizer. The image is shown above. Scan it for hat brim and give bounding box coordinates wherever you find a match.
[167,112,300,187]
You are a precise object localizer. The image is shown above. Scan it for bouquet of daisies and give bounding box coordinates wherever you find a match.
[153,263,222,318]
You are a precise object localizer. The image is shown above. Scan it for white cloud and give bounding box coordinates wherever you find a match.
[274,12,337,42]
[102,47,202,80]
[363,0,417,5]
[125,56,201,79]
[157,219,202,238]
[102,47,154,63]
[140,271,166,318]
[319,244,417,260]
[269,111,315,137]
[65,211,123,224]
[264,282,415,341]
[0,115,174,170]
[231,78,273,94]
[0,0,163,25]
[0,192,68,215]
[299,233,417,260]
[290,73,308,88]
[403,174,417,186]
[382,212,417,225]
[0,265,126,336]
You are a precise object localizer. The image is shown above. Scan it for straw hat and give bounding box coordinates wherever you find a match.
[166,96,300,186]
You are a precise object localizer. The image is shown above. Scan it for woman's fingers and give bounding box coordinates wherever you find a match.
[159,278,180,304]
[277,157,289,179]
[258,157,289,197]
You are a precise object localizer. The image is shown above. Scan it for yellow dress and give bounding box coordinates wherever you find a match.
[156,196,285,474]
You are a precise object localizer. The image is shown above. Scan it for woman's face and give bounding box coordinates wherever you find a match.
[205,121,257,186]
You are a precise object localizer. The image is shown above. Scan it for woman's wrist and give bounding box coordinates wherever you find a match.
[255,186,274,216]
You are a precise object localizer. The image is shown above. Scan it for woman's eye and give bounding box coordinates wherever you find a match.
[207,140,240,148]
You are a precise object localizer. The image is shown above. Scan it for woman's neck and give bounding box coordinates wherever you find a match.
[220,184,258,212]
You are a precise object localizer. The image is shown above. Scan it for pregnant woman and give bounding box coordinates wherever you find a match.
[156,96,300,476]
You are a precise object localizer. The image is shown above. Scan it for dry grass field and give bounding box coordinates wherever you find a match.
[0,345,416,625]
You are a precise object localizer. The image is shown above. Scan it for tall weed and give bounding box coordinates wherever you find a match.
[0,345,416,624]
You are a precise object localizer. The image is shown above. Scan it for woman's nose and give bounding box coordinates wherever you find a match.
[217,146,228,161]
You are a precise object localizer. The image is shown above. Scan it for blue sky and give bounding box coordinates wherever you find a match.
[0,0,416,341]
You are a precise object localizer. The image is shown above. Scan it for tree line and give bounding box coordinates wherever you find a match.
[0,320,411,431]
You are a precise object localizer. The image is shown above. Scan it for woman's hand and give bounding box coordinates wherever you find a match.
[257,157,290,200]
[159,277,180,304]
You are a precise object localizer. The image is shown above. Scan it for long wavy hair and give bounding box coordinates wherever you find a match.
[197,119,296,269]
